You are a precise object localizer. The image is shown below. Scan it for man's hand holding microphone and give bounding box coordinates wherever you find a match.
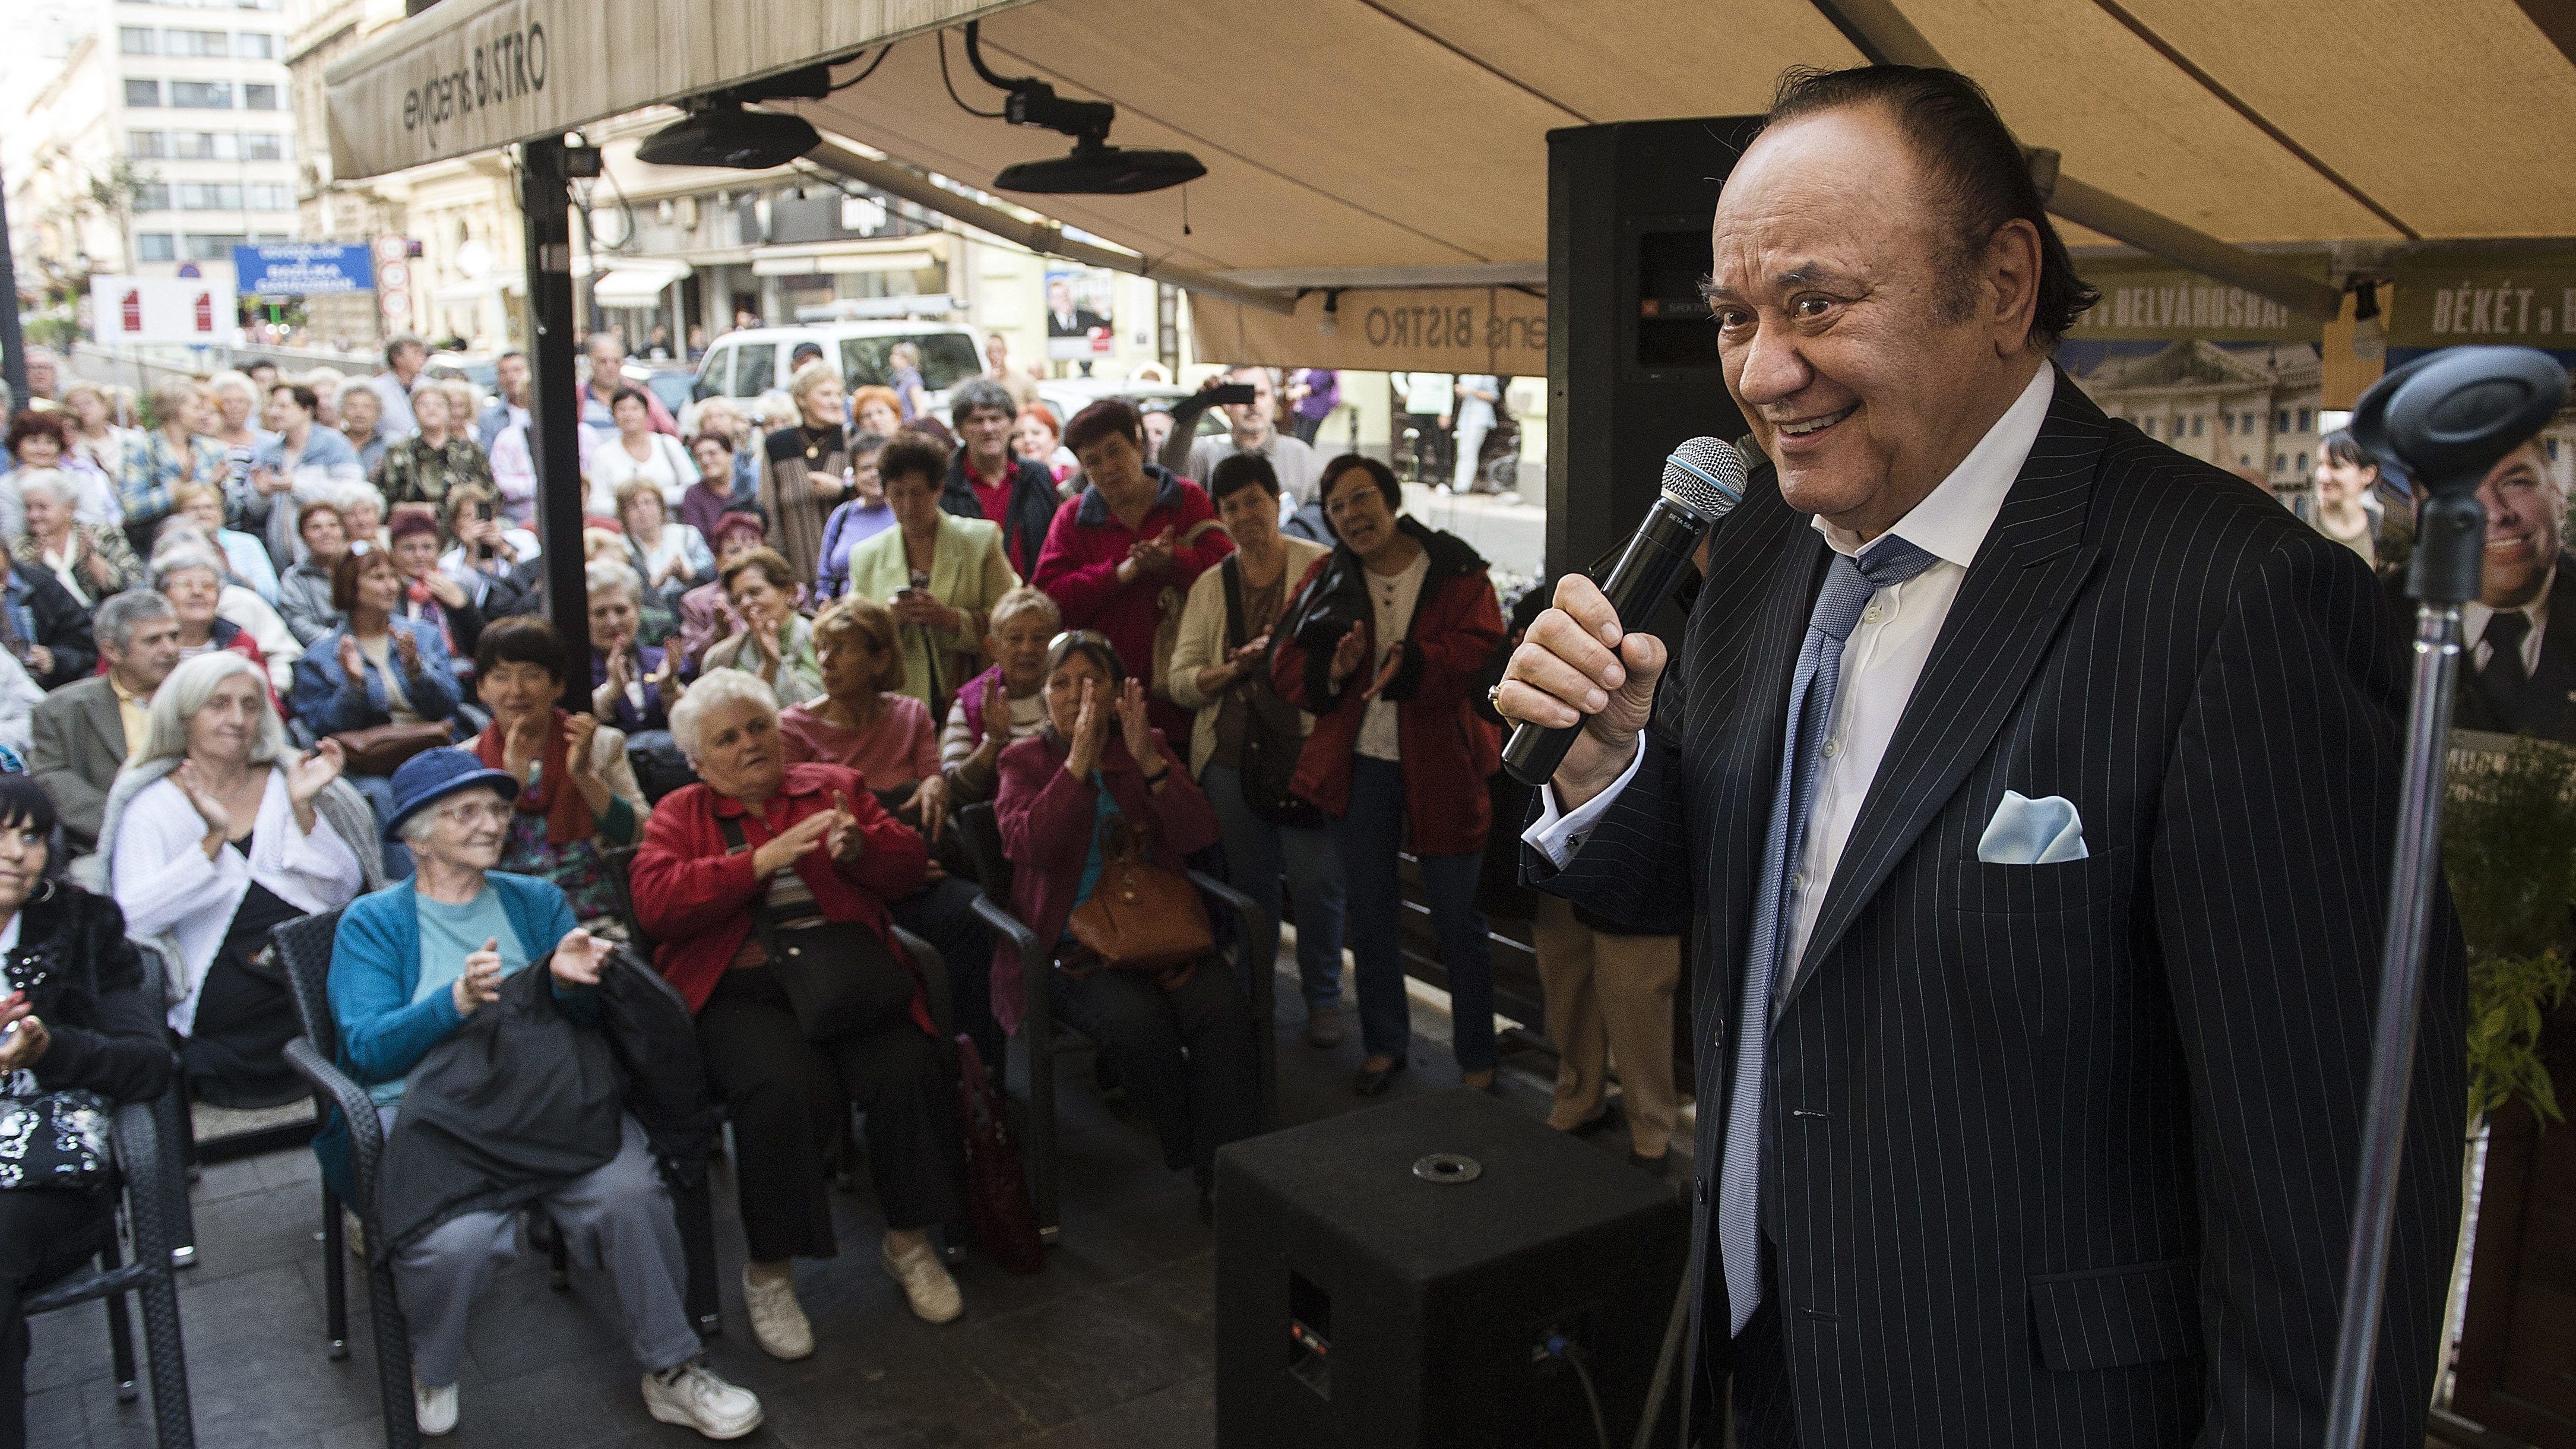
[1494,576,1667,811]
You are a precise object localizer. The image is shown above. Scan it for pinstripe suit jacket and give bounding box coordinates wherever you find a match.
[1530,375,2464,1448]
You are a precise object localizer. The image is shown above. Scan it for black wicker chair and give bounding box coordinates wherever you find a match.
[273,908,724,1449]
[950,801,1275,1245]
[23,937,195,1448]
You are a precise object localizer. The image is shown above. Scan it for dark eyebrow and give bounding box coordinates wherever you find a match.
[1702,261,1853,305]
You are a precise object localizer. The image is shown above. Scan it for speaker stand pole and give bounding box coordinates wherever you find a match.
[2323,485,2479,1449]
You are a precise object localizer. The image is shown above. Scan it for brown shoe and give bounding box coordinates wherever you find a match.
[1303,1008,1344,1049]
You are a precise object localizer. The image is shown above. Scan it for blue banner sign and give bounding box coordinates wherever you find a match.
[232,243,376,295]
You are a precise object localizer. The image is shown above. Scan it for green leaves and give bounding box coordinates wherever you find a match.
[2444,738,2576,1129]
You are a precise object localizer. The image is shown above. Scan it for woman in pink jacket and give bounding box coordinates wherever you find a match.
[993,631,1259,1217]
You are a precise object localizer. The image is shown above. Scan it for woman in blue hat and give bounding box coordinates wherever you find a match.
[327,747,763,1441]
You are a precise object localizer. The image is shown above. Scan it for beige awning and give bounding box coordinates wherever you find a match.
[325,0,2576,355]
[588,258,690,304]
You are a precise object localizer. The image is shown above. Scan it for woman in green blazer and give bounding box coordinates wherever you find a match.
[843,435,1022,716]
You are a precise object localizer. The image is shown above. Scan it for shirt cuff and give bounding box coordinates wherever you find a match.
[1519,735,1647,869]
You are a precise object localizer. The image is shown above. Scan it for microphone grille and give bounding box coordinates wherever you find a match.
[1661,437,1746,522]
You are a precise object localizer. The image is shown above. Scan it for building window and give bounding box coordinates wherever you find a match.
[2192,416,2206,437]
[164,28,228,55]
[135,233,176,262]
[245,183,290,211]
[172,131,236,160]
[235,30,273,57]
[239,132,284,161]
[2276,409,2291,432]
[2239,454,2252,467]
[128,131,168,159]
[2295,407,2311,432]
[170,81,232,108]
[2296,452,2308,473]
[182,233,244,261]
[242,83,278,110]
[2275,454,2288,473]
[119,26,157,52]
[178,182,242,210]
[134,183,172,212]
[2141,418,2156,436]
[124,78,162,106]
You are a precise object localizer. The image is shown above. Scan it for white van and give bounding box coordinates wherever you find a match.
[691,320,982,422]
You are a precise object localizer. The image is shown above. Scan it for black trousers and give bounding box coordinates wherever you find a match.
[696,969,963,1263]
[182,956,303,1109]
[0,1186,115,1449]
[889,875,999,1072]
[1051,961,1261,1182]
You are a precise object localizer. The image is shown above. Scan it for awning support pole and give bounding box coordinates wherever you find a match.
[518,137,593,688]
[802,138,1298,317]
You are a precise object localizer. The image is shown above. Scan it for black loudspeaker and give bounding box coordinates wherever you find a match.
[1546,117,1762,607]
[1214,1091,1689,1448]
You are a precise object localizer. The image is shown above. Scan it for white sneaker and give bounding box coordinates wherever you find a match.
[880,1235,963,1324]
[413,1380,458,1437]
[740,1265,814,1361]
[642,1361,763,1441]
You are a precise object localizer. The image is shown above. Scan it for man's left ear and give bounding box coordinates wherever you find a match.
[1987,219,2045,357]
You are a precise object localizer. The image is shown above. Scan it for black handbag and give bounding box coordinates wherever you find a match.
[717,816,917,1041]
[1223,556,1325,828]
[0,1086,111,1191]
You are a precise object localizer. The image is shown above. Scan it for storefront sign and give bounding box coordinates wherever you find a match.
[88,276,239,345]
[324,0,1014,181]
[1192,286,1546,375]
[2391,248,2576,352]
[2067,253,2331,343]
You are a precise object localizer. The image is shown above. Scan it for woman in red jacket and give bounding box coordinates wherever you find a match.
[629,669,966,1363]
[1273,457,1504,1096]
[993,632,1259,1218]
[1027,399,1233,744]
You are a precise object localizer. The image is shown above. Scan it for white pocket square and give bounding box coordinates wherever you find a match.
[1977,790,2089,864]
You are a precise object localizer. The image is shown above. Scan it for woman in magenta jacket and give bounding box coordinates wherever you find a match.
[993,631,1259,1216]
[1027,399,1233,744]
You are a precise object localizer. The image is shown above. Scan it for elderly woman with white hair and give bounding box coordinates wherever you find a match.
[629,669,966,1361]
[758,362,853,587]
[337,380,393,480]
[151,542,302,695]
[201,369,273,500]
[10,469,141,606]
[328,748,761,1439]
[99,651,378,1106]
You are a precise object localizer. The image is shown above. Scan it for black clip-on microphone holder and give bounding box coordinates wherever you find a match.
[2325,345,2566,1449]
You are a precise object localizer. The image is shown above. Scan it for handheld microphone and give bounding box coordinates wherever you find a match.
[1501,438,1746,787]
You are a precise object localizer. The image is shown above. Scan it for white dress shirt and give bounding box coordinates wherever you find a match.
[2463,580,2549,677]
[1527,365,2056,976]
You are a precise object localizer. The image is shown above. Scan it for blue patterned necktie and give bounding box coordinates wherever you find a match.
[1720,533,1938,1336]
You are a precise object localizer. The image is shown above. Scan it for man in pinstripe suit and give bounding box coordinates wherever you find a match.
[1498,67,2463,1448]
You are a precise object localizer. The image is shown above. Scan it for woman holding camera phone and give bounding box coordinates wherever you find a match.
[838,436,1018,719]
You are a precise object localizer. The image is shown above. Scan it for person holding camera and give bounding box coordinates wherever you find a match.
[1271,456,1503,1095]
[840,435,1018,719]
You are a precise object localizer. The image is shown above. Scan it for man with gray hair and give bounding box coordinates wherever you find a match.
[937,377,1060,577]
[30,591,182,852]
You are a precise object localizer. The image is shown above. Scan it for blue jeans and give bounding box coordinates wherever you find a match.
[1201,763,1346,1008]
[1329,756,1495,1072]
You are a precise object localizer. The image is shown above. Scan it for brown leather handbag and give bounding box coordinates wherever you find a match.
[1064,818,1212,983]
[329,721,452,776]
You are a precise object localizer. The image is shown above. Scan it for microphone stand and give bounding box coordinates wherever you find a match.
[2321,475,2476,1449]
[2325,344,2563,1448]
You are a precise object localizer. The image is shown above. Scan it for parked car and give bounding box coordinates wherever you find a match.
[692,321,982,419]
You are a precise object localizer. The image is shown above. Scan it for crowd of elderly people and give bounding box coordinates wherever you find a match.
[0,347,1585,1446]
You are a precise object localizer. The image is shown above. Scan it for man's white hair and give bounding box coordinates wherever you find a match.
[669,668,779,761]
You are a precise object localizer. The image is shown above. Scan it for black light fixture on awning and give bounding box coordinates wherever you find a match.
[635,65,829,170]
[955,21,1205,196]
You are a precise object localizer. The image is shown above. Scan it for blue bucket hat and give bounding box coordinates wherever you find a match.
[382,746,519,840]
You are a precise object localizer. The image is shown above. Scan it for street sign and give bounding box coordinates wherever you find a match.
[88,275,238,344]
[232,242,376,295]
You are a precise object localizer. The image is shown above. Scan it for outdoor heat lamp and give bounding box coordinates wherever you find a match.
[963,21,1207,195]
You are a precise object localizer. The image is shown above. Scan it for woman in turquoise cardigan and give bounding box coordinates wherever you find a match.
[841,435,1020,717]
